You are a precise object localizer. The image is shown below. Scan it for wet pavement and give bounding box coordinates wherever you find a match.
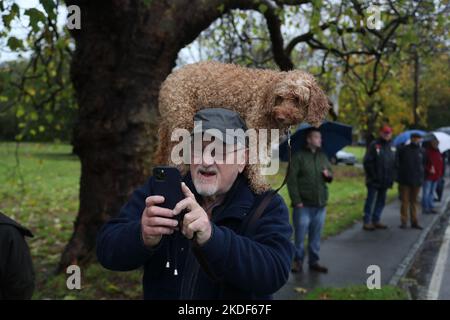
[275,183,450,300]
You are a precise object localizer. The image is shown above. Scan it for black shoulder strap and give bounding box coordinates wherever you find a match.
[238,190,276,235]
[191,189,277,284]
[238,126,292,234]
[191,242,220,282]
[239,127,293,234]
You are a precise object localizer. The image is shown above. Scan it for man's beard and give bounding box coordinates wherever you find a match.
[192,166,219,197]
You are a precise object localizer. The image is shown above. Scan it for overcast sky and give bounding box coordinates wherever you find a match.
[0,0,67,62]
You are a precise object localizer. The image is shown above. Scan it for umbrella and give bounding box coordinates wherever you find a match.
[278,121,353,161]
[423,132,450,153]
[392,130,427,147]
[436,126,450,136]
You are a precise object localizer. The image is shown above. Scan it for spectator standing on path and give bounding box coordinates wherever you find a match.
[422,138,444,214]
[362,125,396,231]
[287,128,333,274]
[396,133,425,230]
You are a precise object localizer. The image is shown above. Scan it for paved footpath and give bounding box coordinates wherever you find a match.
[275,181,450,300]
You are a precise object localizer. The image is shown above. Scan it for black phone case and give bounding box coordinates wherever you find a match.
[152,166,185,223]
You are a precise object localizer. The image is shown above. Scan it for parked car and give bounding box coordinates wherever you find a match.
[356,139,367,146]
[330,150,357,165]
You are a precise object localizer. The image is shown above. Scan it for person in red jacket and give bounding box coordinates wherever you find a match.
[422,138,444,214]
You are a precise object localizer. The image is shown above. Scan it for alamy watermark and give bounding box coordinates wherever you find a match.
[66,265,81,290]
[366,265,381,289]
[66,5,81,30]
[367,5,383,30]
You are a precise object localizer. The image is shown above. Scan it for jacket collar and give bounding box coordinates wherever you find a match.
[376,138,391,145]
[182,172,255,223]
[302,146,322,154]
[408,142,421,148]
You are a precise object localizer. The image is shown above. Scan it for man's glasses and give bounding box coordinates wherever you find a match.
[191,143,246,164]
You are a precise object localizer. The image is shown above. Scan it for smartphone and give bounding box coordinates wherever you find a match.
[152,166,185,224]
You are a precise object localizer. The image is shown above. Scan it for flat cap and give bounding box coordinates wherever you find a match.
[192,108,248,146]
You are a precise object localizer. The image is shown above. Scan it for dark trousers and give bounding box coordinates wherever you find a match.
[363,186,387,224]
[436,177,445,201]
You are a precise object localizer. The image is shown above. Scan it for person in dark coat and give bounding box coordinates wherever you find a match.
[395,133,425,229]
[96,108,295,299]
[0,211,35,300]
[362,125,396,231]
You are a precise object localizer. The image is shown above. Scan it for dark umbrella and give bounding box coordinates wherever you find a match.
[278,121,353,161]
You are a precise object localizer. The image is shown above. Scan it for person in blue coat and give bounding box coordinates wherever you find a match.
[96,108,295,299]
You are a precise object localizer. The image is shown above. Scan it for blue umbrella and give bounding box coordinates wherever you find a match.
[392,130,427,146]
[278,121,353,161]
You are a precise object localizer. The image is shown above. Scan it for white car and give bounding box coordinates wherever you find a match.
[330,150,357,165]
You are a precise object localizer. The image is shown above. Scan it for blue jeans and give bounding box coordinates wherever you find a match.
[422,180,437,211]
[292,206,326,265]
[363,186,387,224]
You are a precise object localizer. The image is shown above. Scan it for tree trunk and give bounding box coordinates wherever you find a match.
[364,98,377,147]
[412,49,420,127]
[58,0,186,271]
[58,0,251,271]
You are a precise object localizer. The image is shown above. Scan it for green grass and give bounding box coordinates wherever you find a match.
[0,142,142,300]
[304,285,408,300]
[0,142,397,299]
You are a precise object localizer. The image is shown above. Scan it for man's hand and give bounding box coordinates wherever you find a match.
[322,169,330,178]
[173,182,212,246]
[295,203,303,208]
[141,195,178,248]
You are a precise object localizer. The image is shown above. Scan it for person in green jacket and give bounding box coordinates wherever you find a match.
[287,128,333,273]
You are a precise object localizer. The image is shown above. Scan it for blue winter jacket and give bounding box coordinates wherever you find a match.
[96,173,294,299]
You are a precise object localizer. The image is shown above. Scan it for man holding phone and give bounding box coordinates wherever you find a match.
[97,108,295,299]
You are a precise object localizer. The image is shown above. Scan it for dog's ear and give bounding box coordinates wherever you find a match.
[302,74,330,127]
[261,79,279,123]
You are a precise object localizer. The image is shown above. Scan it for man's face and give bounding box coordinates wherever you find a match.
[190,140,247,197]
[411,136,422,144]
[380,131,392,141]
[306,131,322,149]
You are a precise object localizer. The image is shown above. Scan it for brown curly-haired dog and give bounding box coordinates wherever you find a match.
[153,61,329,193]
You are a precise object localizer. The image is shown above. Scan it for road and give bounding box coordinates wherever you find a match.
[426,211,450,300]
